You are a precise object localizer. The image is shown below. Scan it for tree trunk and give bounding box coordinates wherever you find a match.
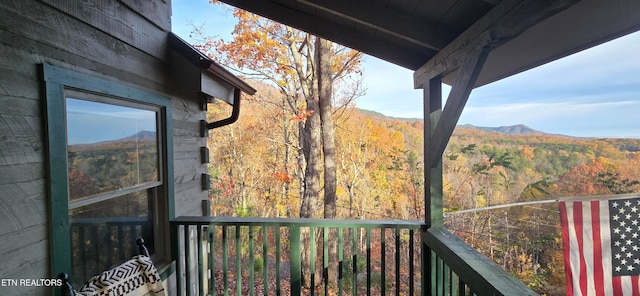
[317,37,339,289]
[299,35,322,288]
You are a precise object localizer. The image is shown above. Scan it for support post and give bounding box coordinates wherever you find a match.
[424,77,442,228]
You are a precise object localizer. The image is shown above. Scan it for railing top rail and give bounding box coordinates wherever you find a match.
[172,216,425,229]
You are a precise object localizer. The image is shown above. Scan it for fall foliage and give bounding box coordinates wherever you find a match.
[206,83,640,294]
[194,4,640,295]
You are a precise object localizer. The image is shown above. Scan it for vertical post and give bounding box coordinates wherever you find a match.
[366,228,371,295]
[222,226,229,296]
[409,230,414,296]
[170,223,181,296]
[352,228,358,295]
[310,228,316,295]
[424,77,443,228]
[184,225,192,296]
[209,226,215,296]
[262,226,268,296]
[381,227,386,296]
[395,228,400,296]
[423,77,442,296]
[323,227,329,296]
[338,228,344,296]
[276,227,281,295]
[197,226,204,295]
[249,226,255,296]
[236,226,242,296]
[290,226,302,296]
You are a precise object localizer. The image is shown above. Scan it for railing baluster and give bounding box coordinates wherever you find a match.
[323,226,328,296]
[118,224,125,263]
[395,228,400,296]
[338,227,343,296]
[209,226,215,296]
[409,229,414,296]
[197,225,204,295]
[423,244,430,296]
[451,271,459,296]
[222,226,229,296]
[444,261,451,296]
[352,227,358,296]
[310,227,316,295]
[170,224,181,296]
[184,225,192,296]
[276,226,281,295]
[437,256,444,296]
[236,225,242,296]
[129,224,136,257]
[366,228,371,296]
[262,226,268,296]
[249,225,255,296]
[107,225,113,268]
[290,226,301,296]
[381,227,386,296]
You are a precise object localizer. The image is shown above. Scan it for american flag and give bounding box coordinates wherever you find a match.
[560,196,640,296]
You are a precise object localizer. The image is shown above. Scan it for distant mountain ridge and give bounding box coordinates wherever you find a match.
[355,108,568,137]
[456,124,590,139]
[71,130,156,146]
[458,124,549,135]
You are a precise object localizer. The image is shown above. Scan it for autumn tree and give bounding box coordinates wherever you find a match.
[193,4,362,288]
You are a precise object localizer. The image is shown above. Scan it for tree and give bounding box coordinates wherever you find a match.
[193,5,363,289]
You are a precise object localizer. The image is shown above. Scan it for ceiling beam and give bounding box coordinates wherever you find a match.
[414,0,581,88]
[298,0,447,51]
[219,0,434,69]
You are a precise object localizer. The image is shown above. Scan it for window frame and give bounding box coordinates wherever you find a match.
[43,64,174,279]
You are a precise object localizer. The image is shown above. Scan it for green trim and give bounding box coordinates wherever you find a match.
[42,63,175,280]
[45,78,72,280]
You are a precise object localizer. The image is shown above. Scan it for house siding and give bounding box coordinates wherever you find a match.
[0,0,207,295]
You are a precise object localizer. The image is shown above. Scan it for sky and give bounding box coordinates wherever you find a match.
[172,0,640,138]
[66,98,156,145]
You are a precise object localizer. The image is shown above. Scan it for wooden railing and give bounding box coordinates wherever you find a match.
[170,217,537,296]
[171,217,423,296]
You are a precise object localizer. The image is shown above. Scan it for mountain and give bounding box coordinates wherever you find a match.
[458,124,546,135]
[115,130,156,142]
[355,108,423,122]
[71,131,156,147]
[457,124,575,137]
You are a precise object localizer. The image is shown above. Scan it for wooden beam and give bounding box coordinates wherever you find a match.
[414,0,581,88]
[298,0,446,51]
[424,77,443,227]
[219,0,434,69]
[429,46,490,169]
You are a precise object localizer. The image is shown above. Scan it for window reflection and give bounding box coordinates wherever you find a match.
[69,190,154,287]
[66,98,159,201]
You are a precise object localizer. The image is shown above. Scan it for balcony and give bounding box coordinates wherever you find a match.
[170,217,537,296]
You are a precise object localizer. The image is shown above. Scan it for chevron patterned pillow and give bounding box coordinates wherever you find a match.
[75,255,165,296]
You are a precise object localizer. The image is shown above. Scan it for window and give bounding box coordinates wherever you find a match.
[44,65,174,287]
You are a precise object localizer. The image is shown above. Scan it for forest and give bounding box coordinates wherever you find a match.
[206,81,640,295]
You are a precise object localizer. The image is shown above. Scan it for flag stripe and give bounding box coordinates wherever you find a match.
[600,203,613,296]
[573,201,588,295]
[560,202,575,296]
[592,201,605,296]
